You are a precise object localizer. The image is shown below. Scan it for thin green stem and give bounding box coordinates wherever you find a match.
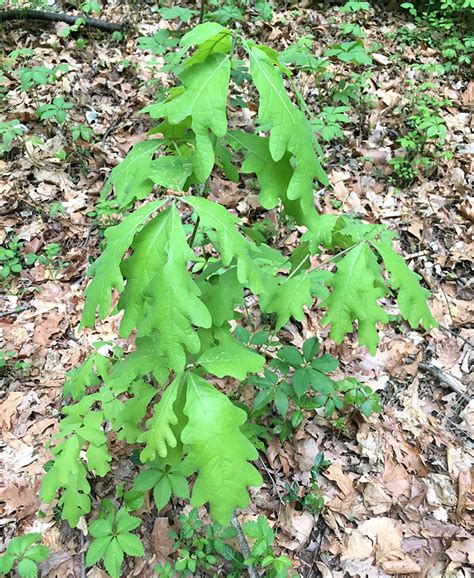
[199,0,206,23]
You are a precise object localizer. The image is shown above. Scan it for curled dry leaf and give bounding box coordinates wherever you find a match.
[324,464,357,514]
[381,553,421,575]
[457,468,474,517]
[278,505,314,551]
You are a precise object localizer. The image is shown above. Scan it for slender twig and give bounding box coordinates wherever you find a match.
[0,9,124,32]
[188,216,200,248]
[199,0,206,23]
[0,305,31,318]
[419,362,466,396]
[230,514,259,578]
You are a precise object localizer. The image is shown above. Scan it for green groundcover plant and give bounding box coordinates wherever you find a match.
[38,22,436,577]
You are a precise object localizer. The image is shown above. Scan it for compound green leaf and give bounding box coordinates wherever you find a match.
[81,202,163,328]
[182,372,262,524]
[153,476,172,511]
[144,53,231,182]
[17,558,37,578]
[322,243,389,354]
[86,536,112,567]
[115,509,142,533]
[116,533,144,557]
[89,519,113,538]
[24,545,49,563]
[374,240,437,330]
[139,375,183,461]
[248,46,328,200]
[103,538,123,578]
[0,553,15,575]
[198,332,265,380]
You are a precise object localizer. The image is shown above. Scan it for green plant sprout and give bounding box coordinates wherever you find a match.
[37,23,437,578]
[0,533,49,578]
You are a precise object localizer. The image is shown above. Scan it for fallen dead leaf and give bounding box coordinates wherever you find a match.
[344,517,403,563]
[151,517,174,563]
[278,505,313,550]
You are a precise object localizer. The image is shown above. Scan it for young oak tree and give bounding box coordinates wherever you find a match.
[40,22,436,577]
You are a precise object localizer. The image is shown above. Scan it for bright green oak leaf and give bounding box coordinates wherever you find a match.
[374,240,437,330]
[198,332,265,380]
[147,156,193,191]
[115,380,158,444]
[139,375,183,461]
[58,465,91,527]
[259,272,314,330]
[322,242,389,354]
[101,140,161,208]
[197,267,244,326]
[118,207,184,337]
[86,443,111,477]
[119,205,211,371]
[180,22,226,50]
[106,334,169,392]
[144,53,231,182]
[247,45,328,200]
[183,196,265,293]
[81,201,163,328]
[139,253,212,373]
[186,29,232,68]
[228,130,292,210]
[40,436,82,503]
[182,372,262,524]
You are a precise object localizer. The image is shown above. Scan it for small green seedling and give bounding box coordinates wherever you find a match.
[86,505,144,578]
[0,533,49,578]
[36,98,73,125]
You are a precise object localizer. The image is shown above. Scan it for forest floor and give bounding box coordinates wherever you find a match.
[0,1,473,577]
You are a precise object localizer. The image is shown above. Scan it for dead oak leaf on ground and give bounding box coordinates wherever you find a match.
[32,311,64,346]
[343,517,403,564]
[359,477,393,515]
[457,468,474,519]
[324,464,358,515]
[0,481,39,520]
[0,392,25,429]
[278,505,314,551]
[381,552,421,575]
[151,517,174,564]
[382,455,411,499]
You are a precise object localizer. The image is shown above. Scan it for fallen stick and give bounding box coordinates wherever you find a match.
[230,513,259,578]
[419,362,467,396]
[0,9,124,32]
